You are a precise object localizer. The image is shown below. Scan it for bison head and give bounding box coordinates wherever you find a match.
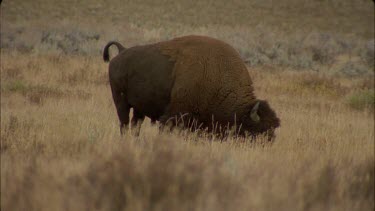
[241,100,280,141]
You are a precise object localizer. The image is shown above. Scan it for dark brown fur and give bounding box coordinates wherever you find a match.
[103,35,280,139]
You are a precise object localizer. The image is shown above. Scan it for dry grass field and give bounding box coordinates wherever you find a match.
[1,0,374,211]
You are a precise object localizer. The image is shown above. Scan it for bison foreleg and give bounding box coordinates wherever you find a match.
[158,113,176,134]
[158,112,197,133]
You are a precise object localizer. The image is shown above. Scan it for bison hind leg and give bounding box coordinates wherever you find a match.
[131,109,145,136]
[110,88,130,135]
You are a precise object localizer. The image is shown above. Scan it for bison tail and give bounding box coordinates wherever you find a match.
[103,41,125,62]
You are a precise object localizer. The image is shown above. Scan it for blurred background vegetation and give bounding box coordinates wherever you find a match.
[2,0,374,76]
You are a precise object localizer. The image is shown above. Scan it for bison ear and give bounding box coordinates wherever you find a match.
[250,101,260,122]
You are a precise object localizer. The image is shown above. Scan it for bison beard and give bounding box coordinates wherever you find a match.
[103,35,280,140]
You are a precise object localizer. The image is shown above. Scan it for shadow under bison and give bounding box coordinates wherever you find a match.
[103,35,280,141]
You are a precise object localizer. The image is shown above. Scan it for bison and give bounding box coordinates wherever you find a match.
[103,35,280,140]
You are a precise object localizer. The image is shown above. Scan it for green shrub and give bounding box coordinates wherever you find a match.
[2,80,28,93]
[347,89,375,111]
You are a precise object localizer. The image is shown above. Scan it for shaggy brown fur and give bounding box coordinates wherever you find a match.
[104,35,280,139]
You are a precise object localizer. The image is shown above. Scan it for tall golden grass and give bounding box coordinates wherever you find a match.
[1,0,374,210]
[1,51,374,210]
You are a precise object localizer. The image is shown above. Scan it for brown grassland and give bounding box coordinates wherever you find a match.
[1,0,374,211]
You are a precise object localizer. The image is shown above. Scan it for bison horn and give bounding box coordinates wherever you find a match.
[250,101,260,122]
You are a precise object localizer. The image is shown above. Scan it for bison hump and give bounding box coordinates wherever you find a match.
[157,35,256,120]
